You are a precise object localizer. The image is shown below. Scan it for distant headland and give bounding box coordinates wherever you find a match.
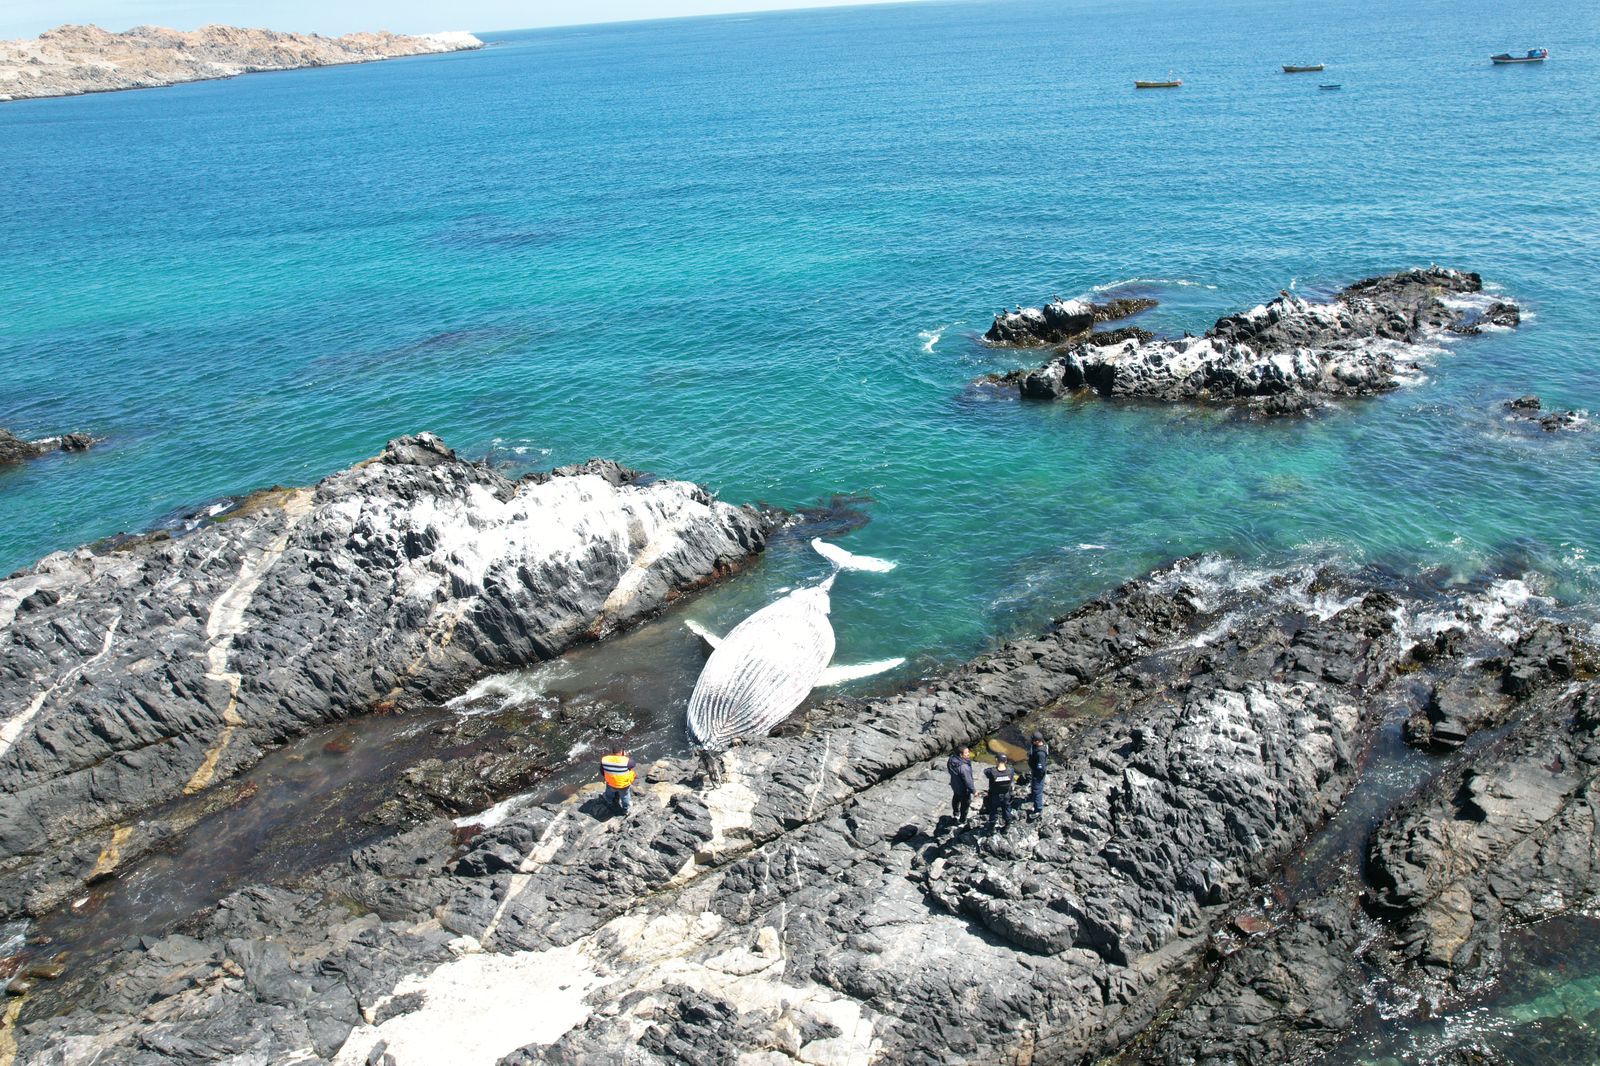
[0,23,483,102]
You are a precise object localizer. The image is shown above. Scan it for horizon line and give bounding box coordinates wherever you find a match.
[6,0,940,43]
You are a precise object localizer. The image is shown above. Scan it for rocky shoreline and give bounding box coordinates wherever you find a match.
[0,433,768,924]
[0,24,483,103]
[7,550,1595,1064]
[986,268,1520,413]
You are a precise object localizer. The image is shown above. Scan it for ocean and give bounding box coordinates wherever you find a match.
[2,0,1599,1056]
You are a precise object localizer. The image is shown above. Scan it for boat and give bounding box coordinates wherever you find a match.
[1491,48,1548,64]
[1319,83,1342,90]
[1283,63,1325,73]
[1135,78,1181,88]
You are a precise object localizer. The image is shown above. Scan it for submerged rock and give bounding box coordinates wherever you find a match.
[16,557,1594,1065]
[0,433,768,918]
[1504,395,1588,432]
[999,268,1517,408]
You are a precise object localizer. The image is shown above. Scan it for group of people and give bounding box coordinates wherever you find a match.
[598,732,1050,832]
[947,733,1048,832]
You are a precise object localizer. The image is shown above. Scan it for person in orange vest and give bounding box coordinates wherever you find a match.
[600,747,637,815]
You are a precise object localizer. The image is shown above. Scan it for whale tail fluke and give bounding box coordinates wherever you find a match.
[685,619,721,652]
[811,537,896,574]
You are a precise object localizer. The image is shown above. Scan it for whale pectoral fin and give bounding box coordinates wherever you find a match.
[685,620,721,652]
[811,538,897,574]
[817,658,906,686]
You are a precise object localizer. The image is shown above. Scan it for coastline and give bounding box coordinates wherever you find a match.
[6,553,1594,1062]
[2,0,1597,1059]
[0,24,484,103]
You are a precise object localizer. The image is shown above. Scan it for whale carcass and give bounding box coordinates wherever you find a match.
[685,539,902,752]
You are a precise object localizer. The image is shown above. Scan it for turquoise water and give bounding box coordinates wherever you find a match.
[3,0,1600,669]
[4,0,1600,1053]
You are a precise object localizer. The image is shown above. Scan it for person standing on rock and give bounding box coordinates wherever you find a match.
[947,747,976,823]
[984,757,1015,832]
[1028,732,1049,818]
[600,748,637,815]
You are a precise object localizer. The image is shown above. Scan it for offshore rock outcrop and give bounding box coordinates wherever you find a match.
[0,23,483,103]
[999,268,1517,410]
[0,428,94,465]
[984,295,1157,347]
[15,559,1593,1065]
[1505,395,1589,432]
[0,433,767,919]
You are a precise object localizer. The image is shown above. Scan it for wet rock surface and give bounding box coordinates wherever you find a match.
[984,295,1158,346]
[0,432,768,921]
[1000,268,1517,408]
[1128,614,1600,1064]
[14,558,1597,1064]
[0,428,96,466]
[1505,395,1589,432]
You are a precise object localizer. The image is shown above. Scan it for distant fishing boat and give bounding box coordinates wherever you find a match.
[1318,83,1342,90]
[1135,77,1182,88]
[1283,63,1325,73]
[1491,48,1548,64]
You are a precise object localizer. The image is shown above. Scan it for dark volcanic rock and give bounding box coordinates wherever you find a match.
[1132,892,1371,1066]
[0,427,98,465]
[21,558,1589,1066]
[0,432,769,918]
[984,297,1097,346]
[1092,296,1159,323]
[1131,606,1599,1064]
[1504,395,1588,432]
[0,429,46,464]
[984,294,1158,347]
[998,268,1518,408]
[1087,325,1155,347]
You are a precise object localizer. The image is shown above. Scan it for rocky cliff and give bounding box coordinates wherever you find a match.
[0,23,483,102]
[0,433,768,921]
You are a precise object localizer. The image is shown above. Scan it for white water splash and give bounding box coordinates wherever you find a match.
[1084,276,1218,294]
[1411,577,1551,645]
[448,660,574,717]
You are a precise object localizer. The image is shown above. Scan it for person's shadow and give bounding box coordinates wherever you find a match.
[579,794,622,822]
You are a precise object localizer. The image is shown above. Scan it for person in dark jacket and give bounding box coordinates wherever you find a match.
[946,747,975,822]
[1028,732,1049,817]
[985,757,1015,832]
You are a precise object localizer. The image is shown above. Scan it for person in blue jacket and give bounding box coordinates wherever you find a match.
[1028,732,1049,817]
[946,747,975,822]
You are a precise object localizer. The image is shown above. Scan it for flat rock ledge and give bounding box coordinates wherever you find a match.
[14,558,1594,1065]
[0,433,768,919]
[0,24,483,102]
[989,268,1518,412]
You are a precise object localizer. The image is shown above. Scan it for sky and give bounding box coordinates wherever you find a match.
[1,0,926,39]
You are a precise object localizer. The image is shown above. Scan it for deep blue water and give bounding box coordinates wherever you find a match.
[3,0,1600,1054]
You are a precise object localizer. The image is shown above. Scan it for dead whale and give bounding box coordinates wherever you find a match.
[685,539,903,752]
